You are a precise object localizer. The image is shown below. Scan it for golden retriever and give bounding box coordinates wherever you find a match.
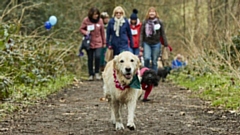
[102,51,142,130]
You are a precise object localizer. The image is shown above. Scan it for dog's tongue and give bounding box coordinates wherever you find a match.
[125,74,132,79]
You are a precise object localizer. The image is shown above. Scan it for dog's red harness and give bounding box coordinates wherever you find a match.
[113,70,130,91]
[141,83,153,91]
[140,67,154,100]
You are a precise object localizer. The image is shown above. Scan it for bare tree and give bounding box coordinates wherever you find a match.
[225,0,229,36]
[183,0,186,44]
[194,0,200,43]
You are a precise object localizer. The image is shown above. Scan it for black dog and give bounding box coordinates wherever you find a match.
[140,68,160,102]
[141,69,159,87]
[157,66,172,82]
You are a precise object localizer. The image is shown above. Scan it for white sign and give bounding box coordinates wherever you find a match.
[154,24,161,30]
[131,29,138,35]
[87,24,95,31]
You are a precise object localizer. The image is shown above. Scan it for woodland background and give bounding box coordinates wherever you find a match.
[0,0,240,115]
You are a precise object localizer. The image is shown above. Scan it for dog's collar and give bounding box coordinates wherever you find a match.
[113,70,130,91]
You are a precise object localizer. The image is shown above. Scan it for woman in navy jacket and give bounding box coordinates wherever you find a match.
[106,6,134,56]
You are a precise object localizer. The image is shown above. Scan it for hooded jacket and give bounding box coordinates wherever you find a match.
[129,19,142,48]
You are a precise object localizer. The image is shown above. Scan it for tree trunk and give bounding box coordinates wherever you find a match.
[183,0,186,44]
[207,0,217,45]
[238,0,240,21]
[225,0,229,36]
[194,0,200,43]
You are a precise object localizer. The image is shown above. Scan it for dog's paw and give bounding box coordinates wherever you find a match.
[115,122,124,130]
[127,122,136,130]
[110,117,116,125]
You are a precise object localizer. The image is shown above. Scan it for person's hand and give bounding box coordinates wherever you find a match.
[78,51,84,57]
[139,51,143,57]
[85,32,90,40]
[86,31,90,35]
[168,45,172,52]
[108,45,112,49]
[139,47,143,51]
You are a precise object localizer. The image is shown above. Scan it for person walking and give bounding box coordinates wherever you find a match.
[129,9,142,56]
[106,6,133,56]
[140,7,168,72]
[79,7,106,81]
[100,12,110,72]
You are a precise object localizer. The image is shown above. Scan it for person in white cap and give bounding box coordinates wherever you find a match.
[171,54,186,69]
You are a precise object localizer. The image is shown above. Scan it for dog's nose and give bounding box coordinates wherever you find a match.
[125,67,131,72]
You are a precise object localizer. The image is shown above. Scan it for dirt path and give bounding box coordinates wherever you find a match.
[0,80,239,135]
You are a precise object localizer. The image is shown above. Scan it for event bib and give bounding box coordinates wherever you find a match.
[87,24,95,31]
[154,24,161,30]
[131,29,138,35]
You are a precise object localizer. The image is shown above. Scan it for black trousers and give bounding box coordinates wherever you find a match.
[86,48,102,76]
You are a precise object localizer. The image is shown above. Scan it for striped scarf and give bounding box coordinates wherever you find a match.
[145,18,158,37]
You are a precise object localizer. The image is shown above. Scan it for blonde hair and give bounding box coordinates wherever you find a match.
[101,12,109,19]
[144,7,159,20]
[112,6,126,17]
[174,54,184,61]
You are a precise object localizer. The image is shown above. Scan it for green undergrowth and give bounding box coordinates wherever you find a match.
[169,68,240,111]
[0,19,85,119]
[0,74,75,119]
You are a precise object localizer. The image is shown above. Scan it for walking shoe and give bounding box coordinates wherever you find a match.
[142,99,151,102]
[95,73,101,80]
[88,75,93,81]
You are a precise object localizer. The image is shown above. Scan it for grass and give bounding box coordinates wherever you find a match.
[0,73,75,120]
[169,69,240,110]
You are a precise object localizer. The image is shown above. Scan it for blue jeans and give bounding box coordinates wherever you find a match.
[143,42,161,72]
[129,47,140,56]
[86,48,102,76]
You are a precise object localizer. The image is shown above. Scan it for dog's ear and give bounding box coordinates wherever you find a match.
[132,55,141,75]
[113,55,118,70]
[134,55,141,69]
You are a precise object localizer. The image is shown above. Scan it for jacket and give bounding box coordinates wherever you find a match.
[171,59,186,69]
[140,19,168,47]
[129,19,142,48]
[79,17,106,49]
[106,17,133,55]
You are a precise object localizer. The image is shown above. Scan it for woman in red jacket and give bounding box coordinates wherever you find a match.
[129,9,142,56]
[80,7,106,81]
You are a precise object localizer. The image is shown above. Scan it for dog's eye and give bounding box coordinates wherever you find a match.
[130,59,134,62]
[120,60,124,63]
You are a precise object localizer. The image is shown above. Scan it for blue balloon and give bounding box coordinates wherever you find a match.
[49,16,57,26]
[44,21,52,30]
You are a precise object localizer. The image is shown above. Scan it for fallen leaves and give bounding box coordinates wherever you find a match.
[99,97,108,102]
